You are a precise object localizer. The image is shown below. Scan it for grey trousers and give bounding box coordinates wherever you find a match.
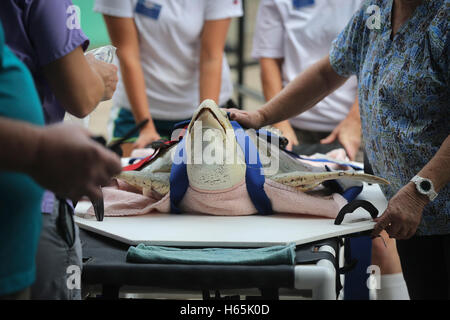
[31,200,82,300]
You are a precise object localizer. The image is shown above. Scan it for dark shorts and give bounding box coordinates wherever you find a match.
[397,234,450,300]
[112,108,190,142]
[112,100,239,143]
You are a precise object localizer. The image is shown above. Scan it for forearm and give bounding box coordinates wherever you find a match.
[258,55,348,127]
[260,58,292,131]
[43,47,105,118]
[0,118,41,173]
[199,18,231,104]
[199,55,223,103]
[347,96,360,121]
[416,135,450,193]
[118,53,156,131]
[260,58,284,102]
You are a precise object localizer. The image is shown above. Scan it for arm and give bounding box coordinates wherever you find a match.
[260,57,298,150]
[229,55,349,128]
[42,46,118,118]
[320,96,362,160]
[199,18,232,103]
[103,15,160,148]
[0,117,121,201]
[372,135,450,239]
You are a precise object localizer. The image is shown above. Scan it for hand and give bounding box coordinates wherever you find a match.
[273,121,299,151]
[227,108,265,129]
[371,182,429,240]
[132,125,161,150]
[86,53,119,101]
[28,123,122,202]
[320,116,361,161]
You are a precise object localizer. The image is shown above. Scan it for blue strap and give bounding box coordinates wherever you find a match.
[169,122,273,215]
[172,119,191,131]
[342,186,364,202]
[231,121,273,215]
[170,138,189,214]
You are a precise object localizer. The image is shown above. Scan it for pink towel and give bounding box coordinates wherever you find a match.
[86,148,352,218]
[86,178,347,218]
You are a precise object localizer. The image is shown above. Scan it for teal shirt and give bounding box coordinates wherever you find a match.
[330,0,449,235]
[0,22,45,295]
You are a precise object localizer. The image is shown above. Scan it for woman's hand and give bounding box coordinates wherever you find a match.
[133,125,161,150]
[320,115,361,160]
[86,53,119,101]
[273,121,299,151]
[227,108,265,129]
[321,96,361,160]
[371,182,429,240]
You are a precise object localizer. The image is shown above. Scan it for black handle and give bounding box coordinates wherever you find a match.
[334,200,378,225]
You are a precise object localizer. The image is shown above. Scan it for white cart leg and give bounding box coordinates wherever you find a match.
[294,245,337,300]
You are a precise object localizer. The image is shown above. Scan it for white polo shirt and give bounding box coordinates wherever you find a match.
[252,0,362,132]
[94,0,243,121]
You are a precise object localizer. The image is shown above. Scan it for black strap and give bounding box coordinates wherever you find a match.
[334,200,379,225]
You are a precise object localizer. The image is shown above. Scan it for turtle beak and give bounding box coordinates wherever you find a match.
[185,100,246,191]
[188,99,232,136]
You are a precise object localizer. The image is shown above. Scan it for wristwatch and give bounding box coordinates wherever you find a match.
[410,175,438,201]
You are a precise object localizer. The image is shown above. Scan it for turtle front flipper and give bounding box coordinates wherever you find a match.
[116,170,170,196]
[270,171,389,191]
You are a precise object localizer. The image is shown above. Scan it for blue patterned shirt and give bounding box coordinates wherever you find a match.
[330,0,449,235]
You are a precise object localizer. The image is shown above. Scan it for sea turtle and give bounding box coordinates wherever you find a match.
[106,99,388,217]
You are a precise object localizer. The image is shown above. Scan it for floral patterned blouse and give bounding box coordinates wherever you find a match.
[330,0,449,235]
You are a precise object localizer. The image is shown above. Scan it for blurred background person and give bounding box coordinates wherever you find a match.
[252,0,362,160]
[94,0,243,152]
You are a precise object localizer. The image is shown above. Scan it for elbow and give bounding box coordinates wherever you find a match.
[64,84,104,118]
[200,48,223,66]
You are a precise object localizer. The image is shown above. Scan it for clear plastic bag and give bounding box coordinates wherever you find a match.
[85,45,117,64]
[65,45,118,128]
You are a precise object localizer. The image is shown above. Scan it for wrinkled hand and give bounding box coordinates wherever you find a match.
[371,182,429,240]
[226,108,265,129]
[320,116,361,161]
[86,53,119,101]
[132,126,161,150]
[29,123,122,202]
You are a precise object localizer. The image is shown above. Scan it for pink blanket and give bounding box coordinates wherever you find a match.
[86,148,352,218]
[87,178,347,219]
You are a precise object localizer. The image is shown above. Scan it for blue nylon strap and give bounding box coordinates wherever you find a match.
[231,121,273,215]
[342,186,363,202]
[170,138,189,214]
[169,121,273,215]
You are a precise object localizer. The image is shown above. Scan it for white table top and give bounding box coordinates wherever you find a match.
[74,182,387,248]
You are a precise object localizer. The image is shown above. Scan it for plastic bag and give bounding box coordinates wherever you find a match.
[85,45,117,64]
[65,45,118,128]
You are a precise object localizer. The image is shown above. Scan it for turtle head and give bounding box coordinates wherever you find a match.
[185,99,246,191]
